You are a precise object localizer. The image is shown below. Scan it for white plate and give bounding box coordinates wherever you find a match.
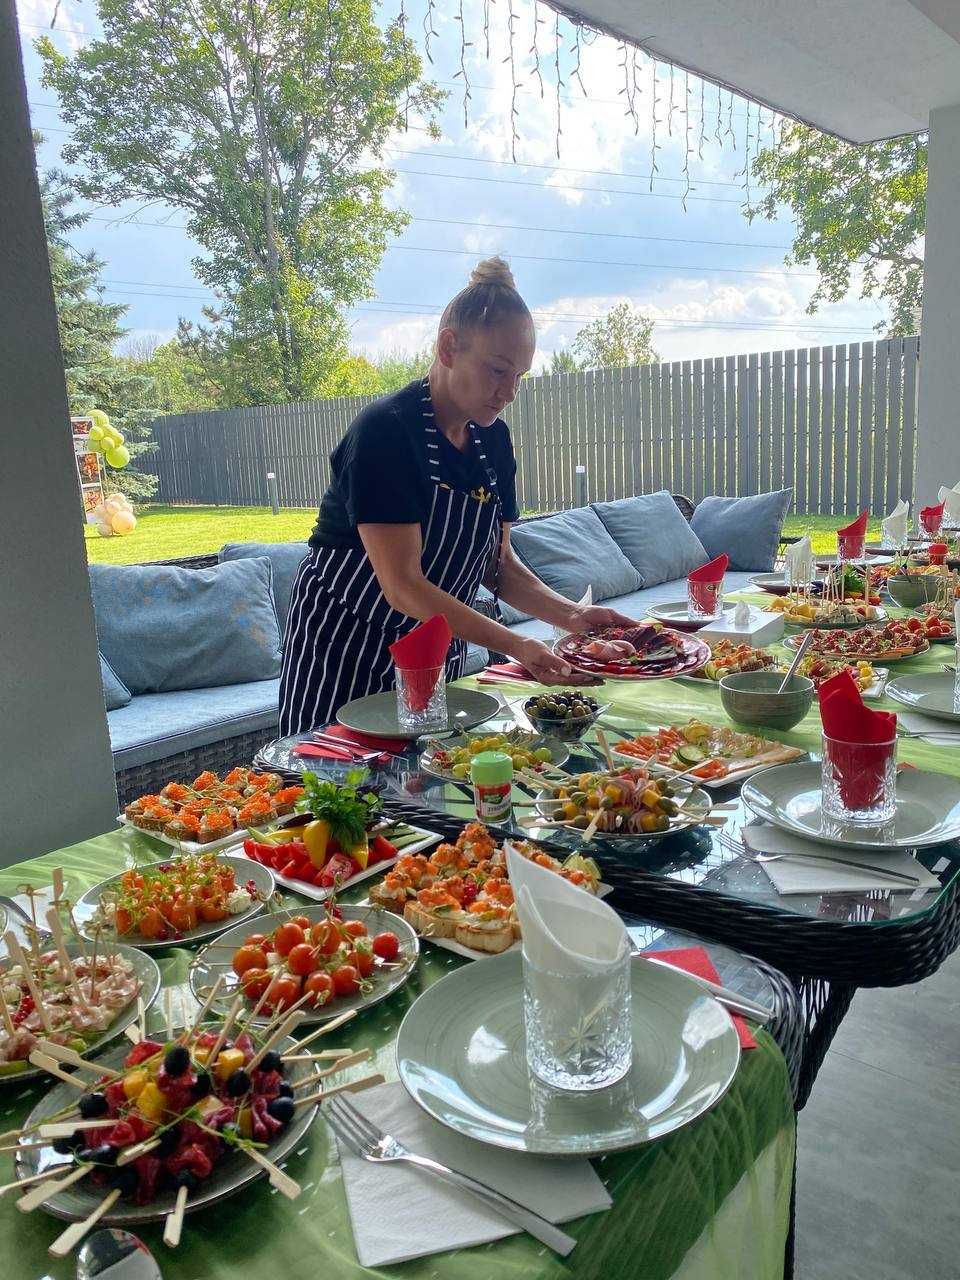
[117,811,286,855]
[230,824,441,901]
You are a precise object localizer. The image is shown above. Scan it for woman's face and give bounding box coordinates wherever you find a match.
[439,318,536,427]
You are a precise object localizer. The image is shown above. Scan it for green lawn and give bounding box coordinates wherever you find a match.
[83,505,882,564]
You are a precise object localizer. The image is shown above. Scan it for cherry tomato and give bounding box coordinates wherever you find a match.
[287,942,317,977]
[372,932,400,962]
[309,920,340,955]
[273,922,306,956]
[244,934,268,948]
[303,971,335,1007]
[331,965,360,998]
[290,915,312,931]
[266,974,302,1010]
[232,944,268,977]
[240,967,271,1000]
[342,920,368,940]
[354,943,375,978]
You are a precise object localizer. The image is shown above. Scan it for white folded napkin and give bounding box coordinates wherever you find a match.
[938,484,960,525]
[741,824,939,895]
[334,1081,611,1266]
[783,536,813,586]
[881,499,909,547]
[896,709,960,745]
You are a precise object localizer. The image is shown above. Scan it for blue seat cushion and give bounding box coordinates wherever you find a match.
[690,490,793,572]
[107,680,280,770]
[90,558,282,694]
[591,493,708,587]
[475,585,531,627]
[219,541,309,630]
[99,652,132,711]
[510,508,643,603]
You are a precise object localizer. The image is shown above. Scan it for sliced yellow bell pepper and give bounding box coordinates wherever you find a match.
[303,818,332,868]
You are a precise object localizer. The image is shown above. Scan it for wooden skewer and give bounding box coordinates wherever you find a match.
[163,1183,189,1247]
[163,989,175,1041]
[0,1165,65,1196]
[595,727,615,770]
[43,909,92,1014]
[0,1137,54,1153]
[242,1144,301,1199]
[247,1010,307,1072]
[182,973,225,1043]
[296,1071,385,1109]
[124,1023,142,1045]
[38,1118,114,1139]
[35,1040,121,1079]
[287,1008,357,1054]
[234,976,275,1037]
[4,932,53,1035]
[292,1048,371,1088]
[206,992,245,1065]
[116,1137,161,1167]
[18,1162,92,1212]
[28,1052,87,1090]
[0,991,16,1039]
[282,1047,354,1063]
[48,1187,121,1256]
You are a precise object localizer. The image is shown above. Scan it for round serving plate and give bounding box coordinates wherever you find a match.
[533,783,712,844]
[1,942,161,1086]
[75,856,276,951]
[337,687,501,739]
[190,902,419,1025]
[15,1031,320,1224]
[741,761,960,851]
[418,729,569,784]
[552,631,710,681]
[396,950,740,1156]
[782,632,929,663]
[644,601,736,631]
[886,672,960,722]
[749,572,826,596]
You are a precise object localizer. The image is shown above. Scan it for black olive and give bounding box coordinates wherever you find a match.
[174,1170,200,1190]
[277,1082,294,1099]
[110,1165,139,1195]
[225,1068,251,1097]
[157,1127,179,1156]
[87,1143,119,1166]
[190,1070,212,1100]
[266,1096,295,1125]
[52,1133,83,1155]
[164,1045,190,1077]
[259,1051,284,1075]
[78,1092,108,1119]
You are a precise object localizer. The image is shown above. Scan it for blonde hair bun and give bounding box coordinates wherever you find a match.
[469,256,516,290]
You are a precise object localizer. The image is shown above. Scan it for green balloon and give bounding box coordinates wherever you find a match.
[89,408,110,431]
[87,437,104,454]
[105,444,130,468]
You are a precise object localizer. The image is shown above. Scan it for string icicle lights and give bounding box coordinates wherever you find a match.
[529,1,545,98]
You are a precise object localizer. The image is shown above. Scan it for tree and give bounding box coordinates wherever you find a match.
[749,121,926,335]
[42,166,158,502]
[119,335,223,416]
[371,346,433,392]
[39,0,441,406]
[548,347,583,374]
[571,303,658,369]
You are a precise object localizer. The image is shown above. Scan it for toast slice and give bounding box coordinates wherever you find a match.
[454,917,514,954]
[403,899,460,939]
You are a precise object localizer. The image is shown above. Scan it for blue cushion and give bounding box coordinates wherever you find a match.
[99,652,131,711]
[592,493,708,587]
[107,680,280,770]
[510,508,643,602]
[89,558,282,694]
[690,489,793,571]
[219,541,309,629]
[475,585,531,627]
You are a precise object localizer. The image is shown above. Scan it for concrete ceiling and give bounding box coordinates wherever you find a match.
[550,0,960,141]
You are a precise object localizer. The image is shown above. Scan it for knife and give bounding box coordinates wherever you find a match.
[634,954,773,1024]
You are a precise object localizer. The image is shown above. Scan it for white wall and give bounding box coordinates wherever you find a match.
[0,0,119,862]
[914,101,960,505]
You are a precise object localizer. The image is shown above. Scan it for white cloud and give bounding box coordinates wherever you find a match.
[17,0,90,53]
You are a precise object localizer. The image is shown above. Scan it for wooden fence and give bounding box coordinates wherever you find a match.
[139,336,920,515]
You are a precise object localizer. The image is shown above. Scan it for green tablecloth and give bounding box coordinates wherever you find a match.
[0,831,795,1280]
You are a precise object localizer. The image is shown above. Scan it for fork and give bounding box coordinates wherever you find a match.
[716,832,920,885]
[325,1094,577,1256]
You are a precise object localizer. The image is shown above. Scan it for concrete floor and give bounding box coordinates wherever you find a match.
[796,948,960,1280]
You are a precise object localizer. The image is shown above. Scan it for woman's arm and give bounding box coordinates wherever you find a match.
[358,523,595,684]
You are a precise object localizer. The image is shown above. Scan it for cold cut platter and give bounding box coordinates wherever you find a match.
[553,624,710,680]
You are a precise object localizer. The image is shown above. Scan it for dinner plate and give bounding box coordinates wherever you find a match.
[782,632,929,662]
[75,856,275,951]
[644,601,736,631]
[749,572,826,596]
[337,687,501,738]
[885,673,960,722]
[532,783,712,842]
[14,1031,320,1224]
[396,950,740,1155]
[552,631,710,681]
[190,903,419,1025]
[418,729,569,784]
[741,761,960,851]
[0,942,161,1086]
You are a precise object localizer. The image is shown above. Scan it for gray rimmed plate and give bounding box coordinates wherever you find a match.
[886,672,960,722]
[14,1031,320,1224]
[418,729,569,784]
[189,902,419,1025]
[337,687,501,738]
[644,601,737,631]
[741,760,960,851]
[0,941,160,1086]
[749,572,826,596]
[396,950,740,1156]
[75,856,275,951]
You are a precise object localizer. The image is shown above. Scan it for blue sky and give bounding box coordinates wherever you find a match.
[17,0,888,369]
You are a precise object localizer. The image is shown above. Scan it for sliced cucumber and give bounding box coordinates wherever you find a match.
[675,744,706,765]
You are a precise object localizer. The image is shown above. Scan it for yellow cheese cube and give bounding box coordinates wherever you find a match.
[213,1047,245,1084]
[122,1069,149,1101]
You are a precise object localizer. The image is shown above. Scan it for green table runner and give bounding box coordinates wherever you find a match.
[0,832,794,1280]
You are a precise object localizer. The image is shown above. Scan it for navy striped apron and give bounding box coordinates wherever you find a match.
[278,380,503,735]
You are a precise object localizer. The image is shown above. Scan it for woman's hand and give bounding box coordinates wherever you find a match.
[509,637,600,686]
[565,603,638,633]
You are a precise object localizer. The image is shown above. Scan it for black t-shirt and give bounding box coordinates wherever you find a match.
[309,380,520,549]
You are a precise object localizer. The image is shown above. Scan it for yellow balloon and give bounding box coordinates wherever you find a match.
[111,510,137,535]
[89,409,110,431]
[96,521,114,538]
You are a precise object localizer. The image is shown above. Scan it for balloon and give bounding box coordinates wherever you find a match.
[89,409,110,431]
[105,445,130,468]
[88,424,104,443]
[87,437,104,454]
[92,503,107,522]
[111,510,137,535]
[96,520,114,538]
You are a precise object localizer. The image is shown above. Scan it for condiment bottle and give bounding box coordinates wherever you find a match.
[469,751,513,824]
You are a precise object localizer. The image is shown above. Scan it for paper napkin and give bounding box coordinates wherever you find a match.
[742,824,939,896]
[938,485,960,524]
[818,668,897,810]
[881,499,909,546]
[643,946,757,1050]
[894,709,960,746]
[919,501,945,534]
[783,536,814,586]
[335,1081,611,1267]
[389,615,452,710]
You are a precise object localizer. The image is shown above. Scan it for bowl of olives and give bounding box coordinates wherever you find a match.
[523,691,606,741]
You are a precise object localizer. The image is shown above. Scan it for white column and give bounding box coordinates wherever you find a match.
[914,101,960,505]
[0,0,119,861]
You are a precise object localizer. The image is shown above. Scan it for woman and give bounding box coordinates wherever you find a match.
[279,257,634,735]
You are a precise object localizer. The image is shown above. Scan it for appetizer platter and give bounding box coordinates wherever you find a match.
[119,768,302,853]
[767,596,884,627]
[795,655,888,697]
[553,623,710,680]
[77,854,275,950]
[12,1000,380,1248]
[530,765,713,842]
[783,620,931,662]
[367,822,603,957]
[190,902,418,1025]
[418,728,569,783]
[611,719,804,788]
[914,604,957,642]
[685,639,780,681]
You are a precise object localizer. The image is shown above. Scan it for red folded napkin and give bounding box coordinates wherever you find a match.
[688,553,729,584]
[836,511,868,538]
[920,501,945,533]
[389,615,452,712]
[478,661,535,685]
[688,554,728,613]
[836,510,868,559]
[818,668,897,809]
[644,946,757,1049]
[320,724,411,752]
